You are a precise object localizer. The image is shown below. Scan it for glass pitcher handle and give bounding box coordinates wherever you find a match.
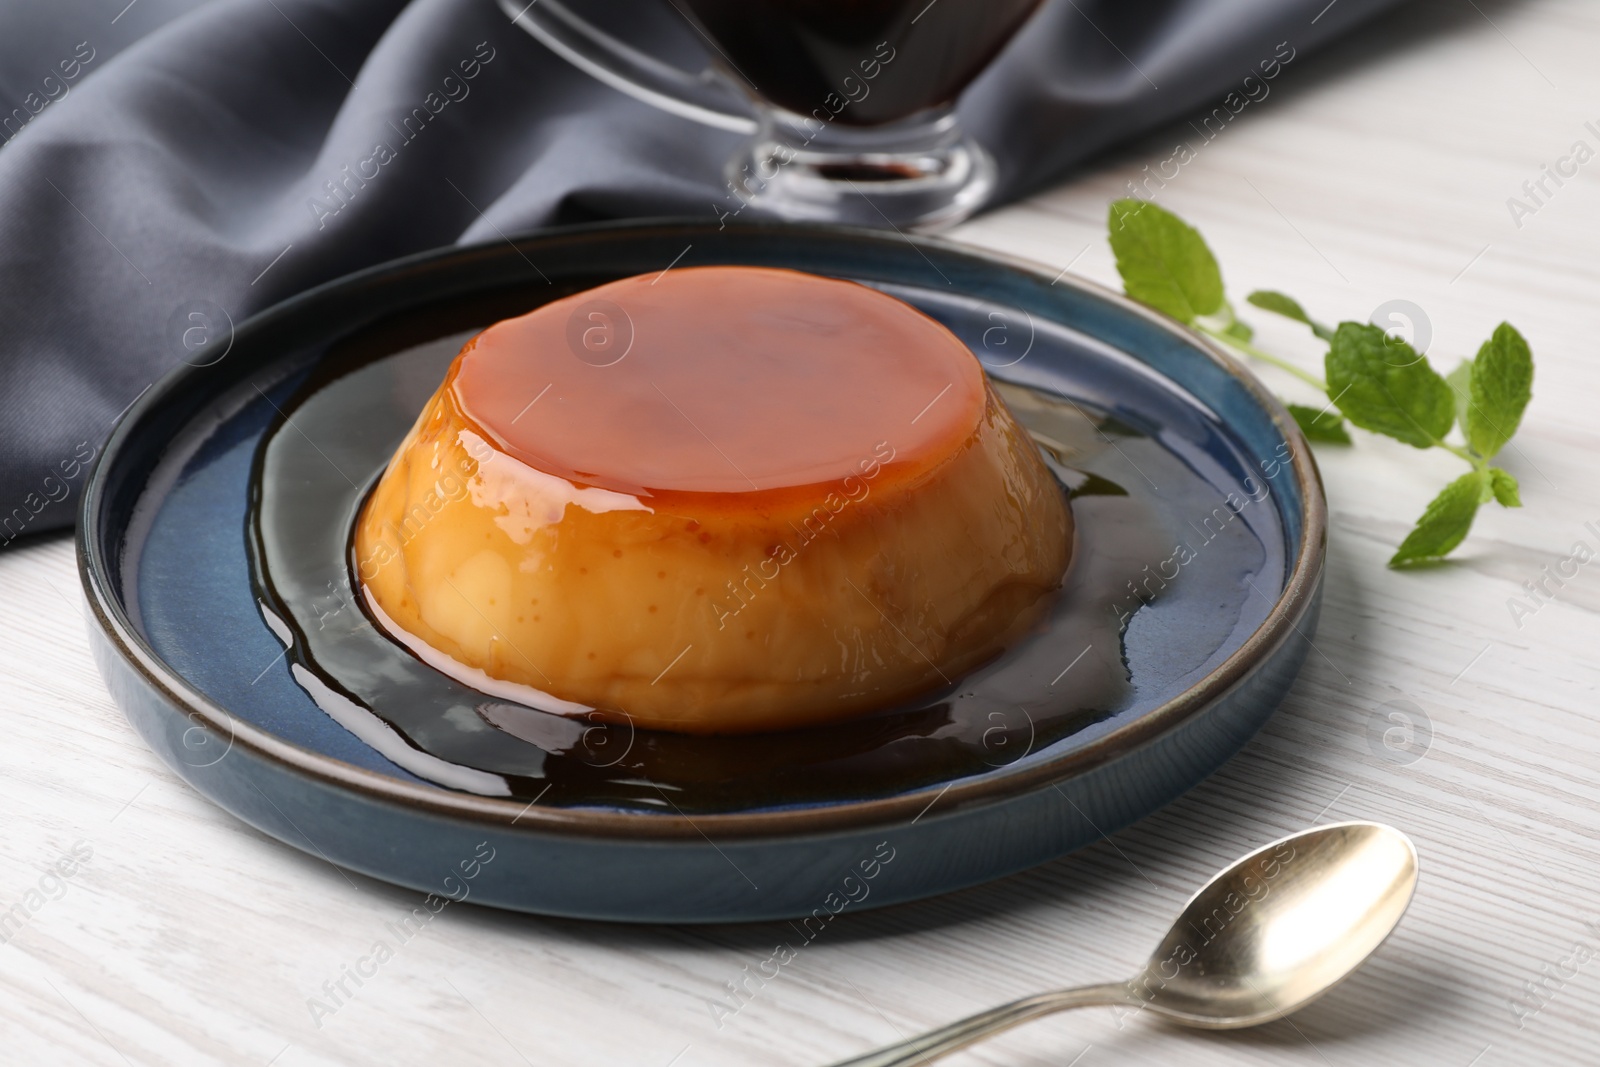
[495,0,759,133]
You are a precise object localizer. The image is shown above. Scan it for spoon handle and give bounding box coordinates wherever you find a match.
[823,982,1133,1067]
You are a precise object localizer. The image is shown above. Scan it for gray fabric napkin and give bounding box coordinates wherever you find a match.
[0,0,1400,542]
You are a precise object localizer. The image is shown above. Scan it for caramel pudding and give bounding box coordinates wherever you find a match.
[353,266,1071,734]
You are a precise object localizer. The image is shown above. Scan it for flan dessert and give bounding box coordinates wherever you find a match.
[353,266,1071,734]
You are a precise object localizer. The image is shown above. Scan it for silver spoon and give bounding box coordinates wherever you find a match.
[827,821,1418,1067]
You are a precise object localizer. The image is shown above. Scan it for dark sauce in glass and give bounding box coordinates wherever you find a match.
[247,291,1276,815]
[674,0,1045,126]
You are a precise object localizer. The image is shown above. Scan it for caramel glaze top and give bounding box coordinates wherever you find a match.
[449,266,987,512]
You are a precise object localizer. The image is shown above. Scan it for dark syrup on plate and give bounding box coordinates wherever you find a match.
[248,292,1275,814]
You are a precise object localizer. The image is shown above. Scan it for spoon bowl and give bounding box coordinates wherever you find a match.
[1134,821,1419,1028]
[827,821,1419,1067]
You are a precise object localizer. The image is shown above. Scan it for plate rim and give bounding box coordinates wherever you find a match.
[78,217,1326,842]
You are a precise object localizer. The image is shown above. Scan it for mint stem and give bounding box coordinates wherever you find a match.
[1196,323,1329,392]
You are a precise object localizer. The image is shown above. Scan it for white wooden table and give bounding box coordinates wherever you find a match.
[5,0,1599,1063]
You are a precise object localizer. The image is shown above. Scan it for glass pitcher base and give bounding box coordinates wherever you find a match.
[719,107,997,232]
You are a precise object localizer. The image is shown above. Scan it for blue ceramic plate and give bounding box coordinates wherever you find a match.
[80,220,1325,923]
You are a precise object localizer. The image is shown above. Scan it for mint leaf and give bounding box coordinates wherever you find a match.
[1489,467,1522,507]
[1287,403,1352,444]
[1108,200,1224,324]
[1465,322,1533,458]
[1326,322,1455,448]
[1223,318,1254,343]
[1390,470,1487,567]
[1446,359,1473,436]
[1247,290,1335,341]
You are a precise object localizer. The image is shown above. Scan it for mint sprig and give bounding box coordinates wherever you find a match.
[1107,199,1534,569]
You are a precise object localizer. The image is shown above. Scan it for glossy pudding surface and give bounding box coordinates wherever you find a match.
[353,266,1071,733]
